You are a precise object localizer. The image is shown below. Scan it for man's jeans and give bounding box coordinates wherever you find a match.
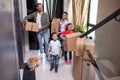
[37,31,49,54]
[50,55,59,69]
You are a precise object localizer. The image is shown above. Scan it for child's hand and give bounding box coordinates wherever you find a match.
[22,22,26,29]
[47,53,50,56]
[58,54,61,58]
[62,37,66,40]
[47,54,51,61]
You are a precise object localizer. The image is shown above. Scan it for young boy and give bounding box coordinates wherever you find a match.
[48,32,61,73]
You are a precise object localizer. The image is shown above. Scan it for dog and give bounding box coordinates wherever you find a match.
[27,57,40,71]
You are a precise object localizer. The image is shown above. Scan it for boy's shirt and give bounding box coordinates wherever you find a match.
[49,40,61,55]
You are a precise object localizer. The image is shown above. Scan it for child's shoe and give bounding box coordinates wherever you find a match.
[69,60,72,64]
[65,60,69,64]
[50,67,53,71]
[55,68,58,73]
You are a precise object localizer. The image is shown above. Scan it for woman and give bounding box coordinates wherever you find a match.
[59,12,68,32]
[58,12,68,57]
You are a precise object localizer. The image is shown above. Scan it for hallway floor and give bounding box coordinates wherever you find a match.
[20,50,74,80]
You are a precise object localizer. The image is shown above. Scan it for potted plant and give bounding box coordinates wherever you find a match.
[73,24,87,34]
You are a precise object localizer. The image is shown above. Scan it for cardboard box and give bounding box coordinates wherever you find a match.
[85,39,94,54]
[73,39,96,80]
[25,22,39,32]
[75,38,85,56]
[75,38,95,60]
[64,32,81,52]
[73,53,96,80]
[73,53,83,80]
[51,18,60,33]
[73,39,95,80]
[84,39,95,60]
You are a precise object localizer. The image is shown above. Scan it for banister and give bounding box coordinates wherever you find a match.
[85,50,104,80]
[80,8,120,38]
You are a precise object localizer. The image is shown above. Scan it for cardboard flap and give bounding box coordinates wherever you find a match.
[83,39,95,60]
[52,18,60,23]
[51,18,60,33]
[85,39,94,54]
[65,32,81,38]
[25,22,33,31]
[64,32,81,52]
[25,22,39,32]
[75,38,85,56]
[31,23,39,32]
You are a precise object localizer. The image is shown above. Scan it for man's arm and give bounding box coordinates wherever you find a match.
[47,46,51,55]
[22,12,35,28]
[23,12,35,23]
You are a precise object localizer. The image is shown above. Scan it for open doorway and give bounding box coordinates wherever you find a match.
[26,0,39,50]
[26,0,64,50]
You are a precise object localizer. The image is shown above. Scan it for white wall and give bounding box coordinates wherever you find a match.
[19,0,29,53]
[64,0,73,23]
[95,0,120,74]
[88,0,98,39]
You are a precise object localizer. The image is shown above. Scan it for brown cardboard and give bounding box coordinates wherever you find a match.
[25,22,39,32]
[84,39,95,60]
[75,38,85,56]
[51,18,60,33]
[73,52,96,80]
[31,22,39,32]
[85,39,94,53]
[73,39,96,80]
[73,53,83,80]
[64,32,81,52]
[75,38,95,58]
[25,22,32,31]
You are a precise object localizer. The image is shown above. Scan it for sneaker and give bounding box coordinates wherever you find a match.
[69,60,72,64]
[39,54,43,58]
[65,61,69,64]
[55,68,58,73]
[46,54,48,57]
[50,67,53,71]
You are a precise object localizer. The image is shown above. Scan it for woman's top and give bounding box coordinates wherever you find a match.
[59,19,68,32]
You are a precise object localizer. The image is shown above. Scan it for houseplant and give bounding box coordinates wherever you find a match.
[73,24,87,34]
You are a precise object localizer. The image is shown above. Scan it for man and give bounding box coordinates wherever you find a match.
[23,3,50,57]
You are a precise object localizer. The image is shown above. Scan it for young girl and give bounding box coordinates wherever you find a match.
[48,32,61,73]
[60,23,73,64]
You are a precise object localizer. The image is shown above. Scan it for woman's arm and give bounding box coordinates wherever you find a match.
[60,34,66,40]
